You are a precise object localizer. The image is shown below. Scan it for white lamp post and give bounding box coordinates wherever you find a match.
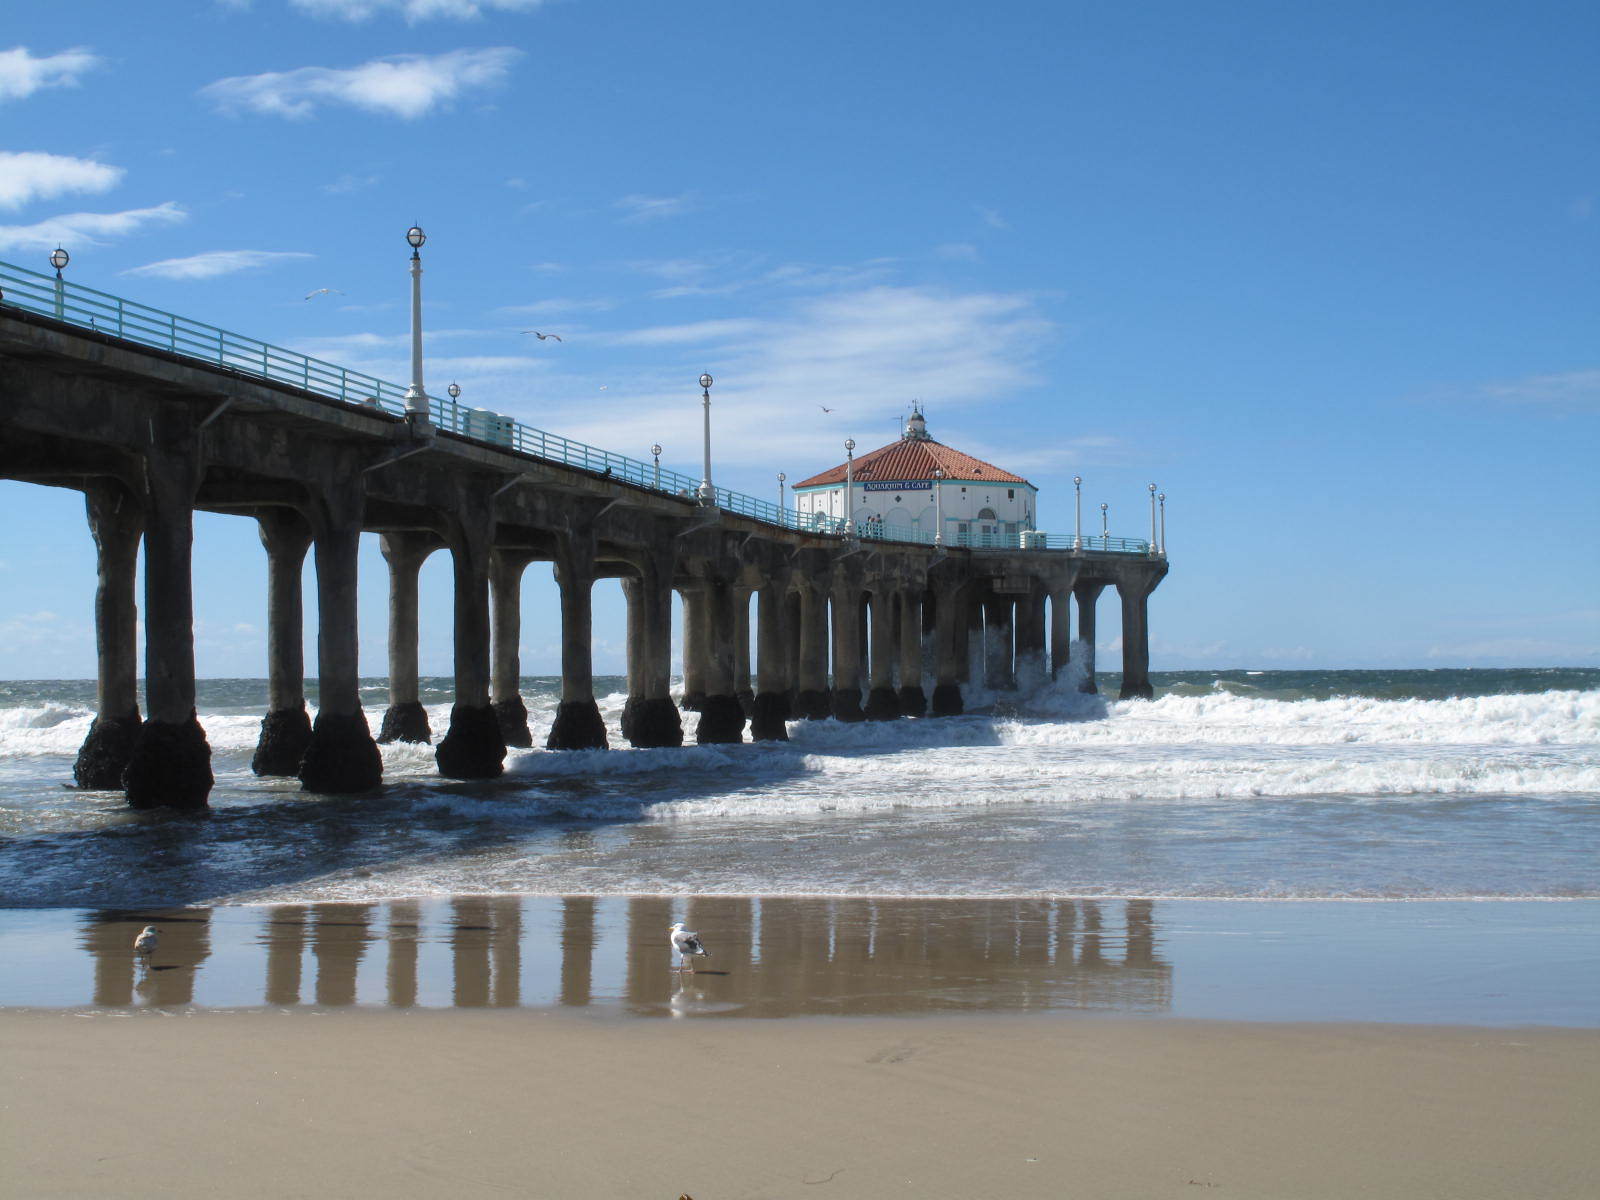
[1100,502,1109,547]
[697,373,715,505]
[843,438,856,536]
[932,465,945,546]
[403,224,430,428]
[651,443,663,491]
[777,471,786,516]
[49,246,69,318]
[1073,475,1083,549]
[1158,492,1167,554]
[1148,483,1158,554]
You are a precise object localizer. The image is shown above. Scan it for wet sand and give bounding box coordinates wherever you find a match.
[4,1008,1597,1199]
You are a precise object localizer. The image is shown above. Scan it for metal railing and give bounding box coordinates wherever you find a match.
[0,257,1155,556]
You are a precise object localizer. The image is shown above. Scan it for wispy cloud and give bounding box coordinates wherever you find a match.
[498,297,617,317]
[596,318,768,348]
[123,249,314,281]
[934,242,980,262]
[0,151,123,210]
[976,206,1008,230]
[0,201,185,252]
[615,193,696,223]
[1466,368,1600,413]
[201,48,521,120]
[322,171,382,194]
[285,0,550,21]
[0,46,101,104]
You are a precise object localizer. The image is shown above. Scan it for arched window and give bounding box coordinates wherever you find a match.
[977,507,998,520]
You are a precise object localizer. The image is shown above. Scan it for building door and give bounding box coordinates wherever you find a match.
[977,507,999,547]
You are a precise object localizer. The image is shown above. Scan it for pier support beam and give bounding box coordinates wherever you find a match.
[621,551,683,748]
[679,587,706,712]
[490,549,535,748]
[931,582,964,716]
[1049,586,1072,680]
[794,585,831,720]
[1015,585,1047,691]
[864,588,901,721]
[734,587,755,717]
[1073,580,1107,695]
[251,508,313,777]
[299,481,382,793]
[124,441,212,810]
[750,582,791,741]
[377,532,438,744]
[546,530,607,750]
[983,594,1016,692]
[1118,577,1158,700]
[437,504,506,779]
[830,585,865,722]
[73,479,144,790]
[696,579,746,744]
[897,589,927,716]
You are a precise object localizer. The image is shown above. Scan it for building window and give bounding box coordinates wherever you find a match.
[1007,489,1014,500]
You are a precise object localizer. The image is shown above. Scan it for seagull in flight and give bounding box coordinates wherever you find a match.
[133,925,159,965]
[818,404,834,412]
[669,922,710,972]
[522,330,563,341]
[304,287,344,300]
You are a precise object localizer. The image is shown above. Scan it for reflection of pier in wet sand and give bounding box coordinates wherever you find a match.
[72,896,1171,1016]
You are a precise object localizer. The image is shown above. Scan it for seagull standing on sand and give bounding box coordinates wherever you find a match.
[669,922,710,972]
[133,925,159,965]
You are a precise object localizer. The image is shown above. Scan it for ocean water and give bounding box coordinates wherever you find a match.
[1,668,1597,908]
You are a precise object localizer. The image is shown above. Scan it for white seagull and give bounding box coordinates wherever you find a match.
[669,922,710,972]
[304,287,344,300]
[521,330,563,341]
[133,925,159,964]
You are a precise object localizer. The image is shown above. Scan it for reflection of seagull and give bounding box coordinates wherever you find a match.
[669,922,710,972]
[521,330,563,341]
[304,288,344,300]
[133,925,159,963]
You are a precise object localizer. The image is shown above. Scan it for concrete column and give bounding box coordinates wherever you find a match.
[250,508,314,777]
[299,483,382,793]
[829,585,865,721]
[621,554,683,748]
[437,509,506,780]
[734,588,755,716]
[1118,577,1156,700]
[377,532,437,744]
[490,549,534,748]
[1073,580,1107,694]
[931,583,964,716]
[1015,586,1047,691]
[679,587,706,712]
[73,479,143,790]
[795,586,832,719]
[958,589,982,685]
[123,445,212,811]
[783,590,802,710]
[750,582,791,741]
[1049,587,1072,679]
[546,531,608,750]
[696,579,746,743]
[983,594,1016,692]
[864,589,901,721]
[897,589,927,716]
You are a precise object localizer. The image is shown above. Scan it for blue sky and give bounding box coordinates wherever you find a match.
[1,0,1596,677]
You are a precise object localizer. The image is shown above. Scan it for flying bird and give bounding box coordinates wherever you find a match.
[669,922,710,972]
[133,925,159,963]
[521,330,563,341]
[818,405,834,412]
[304,288,344,300]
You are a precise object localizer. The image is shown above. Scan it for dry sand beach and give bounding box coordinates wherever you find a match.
[5,1009,1598,1200]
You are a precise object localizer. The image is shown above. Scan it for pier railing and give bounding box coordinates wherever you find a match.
[0,257,1155,556]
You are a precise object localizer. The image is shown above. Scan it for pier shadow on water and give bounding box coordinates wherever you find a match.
[2,896,1171,1017]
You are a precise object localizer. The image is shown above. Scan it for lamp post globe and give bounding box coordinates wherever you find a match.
[49,246,69,276]
[447,382,461,400]
[406,224,426,252]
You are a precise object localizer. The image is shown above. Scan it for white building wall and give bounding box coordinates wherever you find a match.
[794,479,1039,542]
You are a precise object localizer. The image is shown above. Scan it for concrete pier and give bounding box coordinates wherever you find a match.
[679,586,706,713]
[830,585,865,722]
[795,584,832,720]
[436,504,506,779]
[1117,576,1159,700]
[251,508,313,777]
[897,589,927,716]
[1015,586,1047,691]
[749,582,791,741]
[1073,580,1107,694]
[864,588,901,721]
[696,579,746,744]
[489,549,534,747]
[931,582,965,717]
[73,480,144,790]
[983,593,1017,692]
[546,530,607,750]
[377,532,437,745]
[621,548,683,748]
[1049,585,1072,679]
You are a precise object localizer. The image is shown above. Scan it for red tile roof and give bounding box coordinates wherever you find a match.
[793,438,1032,489]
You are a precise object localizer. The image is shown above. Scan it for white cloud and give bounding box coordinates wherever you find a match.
[0,201,186,252]
[1425,637,1599,662]
[123,249,314,281]
[322,171,382,194]
[597,318,767,348]
[977,206,1008,230]
[0,46,101,103]
[0,151,123,210]
[615,193,696,223]
[498,297,617,317]
[287,0,550,20]
[201,48,521,120]
[1472,369,1600,412]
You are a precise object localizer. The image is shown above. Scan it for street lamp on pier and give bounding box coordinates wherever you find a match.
[1100,501,1109,548]
[49,246,69,318]
[403,224,430,430]
[1148,483,1158,555]
[932,465,945,546]
[1158,492,1167,555]
[697,373,715,505]
[447,381,461,404]
[843,438,856,536]
[650,443,663,491]
[1073,475,1083,549]
[777,471,787,516]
